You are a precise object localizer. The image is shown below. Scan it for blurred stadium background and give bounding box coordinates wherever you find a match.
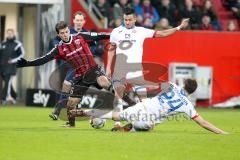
[0,0,240,107]
[0,0,240,159]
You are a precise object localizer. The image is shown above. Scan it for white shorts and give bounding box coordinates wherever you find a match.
[112,63,158,87]
[119,102,155,131]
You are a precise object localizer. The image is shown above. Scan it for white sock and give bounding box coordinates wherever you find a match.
[114,99,123,112]
[114,121,121,126]
[114,99,123,125]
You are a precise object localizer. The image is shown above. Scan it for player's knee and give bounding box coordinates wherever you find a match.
[62,80,72,93]
[114,85,126,98]
[97,76,110,89]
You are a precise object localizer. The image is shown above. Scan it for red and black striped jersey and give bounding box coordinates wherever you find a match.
[26,32,110,78]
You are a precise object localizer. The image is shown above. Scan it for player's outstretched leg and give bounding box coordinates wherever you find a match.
[69,108,87,117]
[49,79,72,120]
[62,97,81,127]
[49,99,67,120]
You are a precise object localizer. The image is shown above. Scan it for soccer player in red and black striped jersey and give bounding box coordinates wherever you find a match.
[17,21,111,127]
[18,21,109,79]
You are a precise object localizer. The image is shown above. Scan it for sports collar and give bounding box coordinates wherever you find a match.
[121,23,136,29]
[62,35,72,44]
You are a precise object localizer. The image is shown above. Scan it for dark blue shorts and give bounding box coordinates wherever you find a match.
[65,68,75,84]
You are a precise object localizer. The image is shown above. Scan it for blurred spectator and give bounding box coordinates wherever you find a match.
[223,0,240,19]
[95,0,111,24]
[179,0,201,29]
[112,0,130,27]
[230,0,240,20]
[156,0,177,26]
[202,0,222,30]
[192,0,205,6]
[108,0,118,7]
[132,0,144,25]
[0,29,25,105]
[155,18,173,30]
[200,15,214,30]
[135,0,160,28]
[202,0,217,20]
[174,0,186,10]
[175,0,204,9]
[132,0,141,12]
[225,0,238,9]
[227,20,238,31]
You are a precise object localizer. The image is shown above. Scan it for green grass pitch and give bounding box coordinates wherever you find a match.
[0,106,239,160]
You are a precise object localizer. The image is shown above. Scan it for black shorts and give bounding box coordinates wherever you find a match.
[70,65,105,97]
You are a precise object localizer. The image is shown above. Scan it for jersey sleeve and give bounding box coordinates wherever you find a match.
[26,47,58,66]
[110,30,118,44]
[141,27,155,39]
[78,32,110,42]
[49,46,62,59]
[184,103,199,119]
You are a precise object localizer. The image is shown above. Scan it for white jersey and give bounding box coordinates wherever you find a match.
[110,25,155,84]
[110,25,155,63]
[145,82,199,123]
[120,82,199,126]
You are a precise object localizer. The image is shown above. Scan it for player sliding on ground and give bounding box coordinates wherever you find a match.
[72,79,228,134]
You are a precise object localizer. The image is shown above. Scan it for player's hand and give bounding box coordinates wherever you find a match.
[16,58,28,68]
[179,18,190,29]
[8,60,13,64]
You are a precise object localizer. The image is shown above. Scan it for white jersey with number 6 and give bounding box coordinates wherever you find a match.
[110,25,155,84]
[110,25,155,63]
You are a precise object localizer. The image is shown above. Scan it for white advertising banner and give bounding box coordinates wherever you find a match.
[213,96,240,108]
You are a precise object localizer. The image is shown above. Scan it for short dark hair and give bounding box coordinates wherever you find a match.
[73,11,86,20]
[184,79,198,94]
[123,7,136,16]
[55,21,68,34]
